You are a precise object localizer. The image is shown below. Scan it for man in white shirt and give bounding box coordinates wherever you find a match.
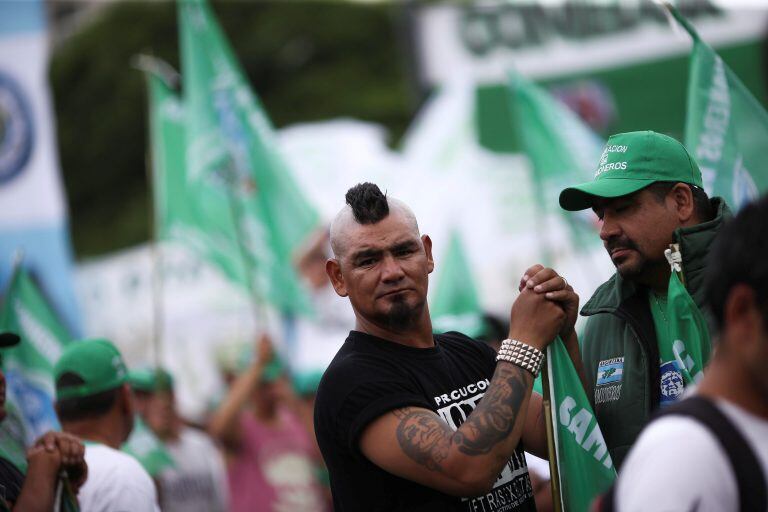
[143,368,229,512]
[54,338,160,512]
[613,195,768,511]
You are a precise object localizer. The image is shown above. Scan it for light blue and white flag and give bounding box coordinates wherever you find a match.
[0,0,81,335]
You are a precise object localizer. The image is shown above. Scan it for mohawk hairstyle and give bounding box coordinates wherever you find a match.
[345,182,390,224]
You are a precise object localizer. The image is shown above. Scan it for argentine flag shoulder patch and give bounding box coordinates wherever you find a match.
[596,357,624,386]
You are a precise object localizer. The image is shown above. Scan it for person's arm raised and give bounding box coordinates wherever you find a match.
[208,334,271,449]
[359,289,565,496]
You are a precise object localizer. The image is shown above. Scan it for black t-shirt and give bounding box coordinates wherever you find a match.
[0,456,23,508]
[314,330,536,512]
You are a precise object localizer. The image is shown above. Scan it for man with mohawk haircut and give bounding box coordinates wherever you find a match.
[315,183,584,511]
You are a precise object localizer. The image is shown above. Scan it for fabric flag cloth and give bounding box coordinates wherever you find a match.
[430,229,484,337]
[177,0,318,315]
[663,247,710,386]
[0,0,81,335]
[507,71,604,255]
[145,57,257,291]
[0,267,72,471]
[122,416,175,477]
[670,6,768,210]
[546,336,616,512]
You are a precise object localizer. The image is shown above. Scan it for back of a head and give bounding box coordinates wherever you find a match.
[345,182,390,225]
[55,338,128,423]
[705,194,768,333]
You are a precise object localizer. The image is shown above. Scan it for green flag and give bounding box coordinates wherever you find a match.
[664,248,710,386]
[122,416,175,477]
[430,230,484,337]
[177,0,318,314]
[145,59,254,289]
[0,267,72,470]
[547,337,616,512]
[671,7,768,210]
[507,71,603,253]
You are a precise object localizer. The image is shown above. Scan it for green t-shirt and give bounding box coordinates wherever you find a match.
[648,291,687,406]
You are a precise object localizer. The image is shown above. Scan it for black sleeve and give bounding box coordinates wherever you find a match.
[0,457,24,506]
[320,356,433,459]
[341,380,432,457]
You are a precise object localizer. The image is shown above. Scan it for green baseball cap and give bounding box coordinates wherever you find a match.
[54,338,128,401]
[559,130,703,211]
[128,367,174,393]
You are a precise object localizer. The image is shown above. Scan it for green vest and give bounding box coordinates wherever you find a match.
[579,198,730,469]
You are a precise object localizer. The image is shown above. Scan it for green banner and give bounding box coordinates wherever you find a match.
[147,62,251,288]
[0,268,72,470]
[430,229,484,337]
[666,271,710,385]
[150,7,316,315]
[174,0,318,314]
[507,71,602,254]
[673,7,768,210]
[547,337,616,512]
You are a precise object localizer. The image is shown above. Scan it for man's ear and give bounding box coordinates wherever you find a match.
[326,258,348,297]
[671,183,696,225]
[422,234,434,274]
[120,383,134,417]
[723,284,760,348]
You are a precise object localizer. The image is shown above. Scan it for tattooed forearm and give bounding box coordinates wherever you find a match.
[393,363,531,472]
[456,363,529,456]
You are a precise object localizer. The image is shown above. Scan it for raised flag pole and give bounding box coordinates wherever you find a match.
[222,178,270,332]
[541,348,564,512]
[134,54,180,370]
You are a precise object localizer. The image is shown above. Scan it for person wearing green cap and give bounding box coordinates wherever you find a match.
[0,332,87,512]
[54,338,160,511]
[557,130,731,469]
[139,368,229,512]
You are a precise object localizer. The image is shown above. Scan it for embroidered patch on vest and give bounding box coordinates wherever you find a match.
[596,357,624,386]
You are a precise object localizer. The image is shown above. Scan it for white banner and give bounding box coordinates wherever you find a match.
[0,0,80,334]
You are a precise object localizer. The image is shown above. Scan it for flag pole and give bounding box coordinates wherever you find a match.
[133,54,179,370]
[541,346,564,512]
[223,181,269,332]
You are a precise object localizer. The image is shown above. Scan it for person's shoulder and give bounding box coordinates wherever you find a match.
[179,426,218,451]
[617,414,734,510]
[438,331,495,358]
[90,445,154,482]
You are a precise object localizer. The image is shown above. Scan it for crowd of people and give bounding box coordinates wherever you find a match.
[1,129,767,511]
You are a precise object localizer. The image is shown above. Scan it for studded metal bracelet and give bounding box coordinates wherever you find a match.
[496,338,545,377]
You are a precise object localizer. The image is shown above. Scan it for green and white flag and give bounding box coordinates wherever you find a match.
[145,59,253,287]
[507,71,604,253]
[430,229,484,337]
[547,337,616,512]
[175,0,318,314]
[671,7,768,210]
[664,247,711,386]
[0,267,72,470]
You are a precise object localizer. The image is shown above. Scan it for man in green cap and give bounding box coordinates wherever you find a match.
[558,130,730,469]
[54,338,159,511]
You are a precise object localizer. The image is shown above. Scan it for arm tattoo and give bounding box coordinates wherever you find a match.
[393,408,453,472]
[455,363,529,456]
[393,364,530,472]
